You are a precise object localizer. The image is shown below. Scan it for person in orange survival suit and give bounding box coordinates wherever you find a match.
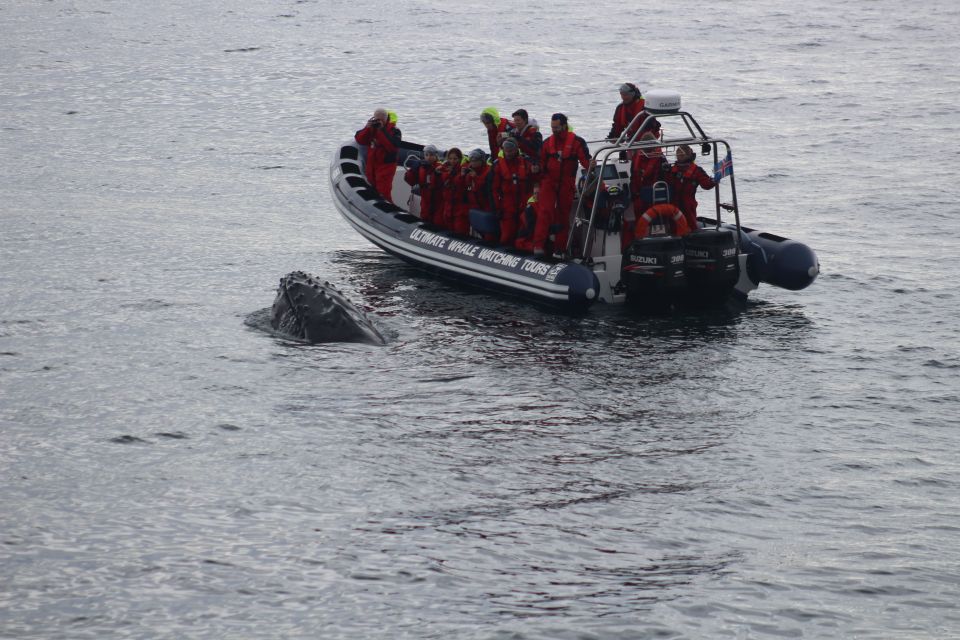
[501,109,543,158]
[354,108,402,202]
[532,113,591,257]
[624,131,669,248]
[462,147,493,219]
[439,147,470,235]
[607,83,661,142]
[665,144,716,232]
[491,138,537,247]
[404,144,442,225]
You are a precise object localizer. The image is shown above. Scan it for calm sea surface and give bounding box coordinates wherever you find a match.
[2,1,960,638]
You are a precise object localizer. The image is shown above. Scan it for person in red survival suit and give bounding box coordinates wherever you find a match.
[480,107,510,158]
[439,147,470,235]
[501,109,543,158]
[491,138,537,247]
[462,147,493,215]
[354,108,402,203]
[404,144,442,225]
[625,131,669,248]
[666,144,716,232]
[607,83,661,142]
[532,113,591,257]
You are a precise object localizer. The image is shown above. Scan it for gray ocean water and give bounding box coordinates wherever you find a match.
[3,1,960,638]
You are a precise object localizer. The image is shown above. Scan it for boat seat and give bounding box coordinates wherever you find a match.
[340,161,362,175]
[635,181,673,205]
[469,209,499,236]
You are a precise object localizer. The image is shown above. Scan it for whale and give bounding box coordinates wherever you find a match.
[270,271,386,345]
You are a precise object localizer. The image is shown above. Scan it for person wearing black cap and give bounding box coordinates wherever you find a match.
[607,83,660,141]
[532,113,591,257]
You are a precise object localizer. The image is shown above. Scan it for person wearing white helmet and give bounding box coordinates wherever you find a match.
[607,83,660,141]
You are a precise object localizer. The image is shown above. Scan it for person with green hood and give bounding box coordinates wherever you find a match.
[480,107,509,158]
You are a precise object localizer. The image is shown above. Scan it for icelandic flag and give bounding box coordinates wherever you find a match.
[714,152,733,182]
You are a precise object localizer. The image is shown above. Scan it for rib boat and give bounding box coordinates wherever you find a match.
[328,91,819,311]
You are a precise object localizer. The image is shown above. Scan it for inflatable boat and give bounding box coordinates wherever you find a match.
[328,91,819,311]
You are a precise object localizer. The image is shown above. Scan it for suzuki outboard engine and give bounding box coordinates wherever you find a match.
[683,228,739,300]
[621,236,686,305]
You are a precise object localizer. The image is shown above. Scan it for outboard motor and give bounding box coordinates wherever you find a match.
[683,228,739,299]
[621,236,686,305]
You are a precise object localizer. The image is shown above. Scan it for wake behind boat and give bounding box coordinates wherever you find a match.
[328,91,819,311]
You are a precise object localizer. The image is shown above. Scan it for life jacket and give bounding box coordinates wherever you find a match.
[668,162,702,186]
[362,122,400,164]
[614,99,645,135]
[405,161,438,186]
[439,163,464,198]
[496,156,528,183]
[464,164,491,209]
[635,203,691,238]
[632,152,666,188]
[507,123,542,155]
[495,157,530,213]
[543,132,581,178]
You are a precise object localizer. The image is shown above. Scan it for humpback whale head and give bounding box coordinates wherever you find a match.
[270,271,386,345]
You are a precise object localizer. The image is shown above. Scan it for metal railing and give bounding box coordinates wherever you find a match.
[570,111,742,258]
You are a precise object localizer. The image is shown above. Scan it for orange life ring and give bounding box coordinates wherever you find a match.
[635,203,691,238]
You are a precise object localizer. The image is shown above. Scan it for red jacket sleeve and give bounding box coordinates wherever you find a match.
[643,157,666,185]
[355,125,374,145]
